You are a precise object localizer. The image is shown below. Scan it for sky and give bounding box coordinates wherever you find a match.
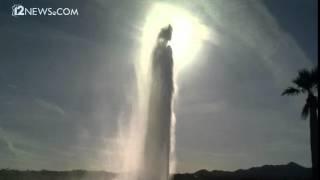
[0,0,318,172]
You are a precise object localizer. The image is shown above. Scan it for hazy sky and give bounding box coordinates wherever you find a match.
[0,0,317,172]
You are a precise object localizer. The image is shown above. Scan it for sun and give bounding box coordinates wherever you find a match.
[140,2,211,73]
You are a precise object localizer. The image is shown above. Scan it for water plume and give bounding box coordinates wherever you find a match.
[142,25,174,180]
[115,25,175,180]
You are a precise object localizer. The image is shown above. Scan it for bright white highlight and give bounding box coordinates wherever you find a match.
[141,2,212,72]
[115,3,213,180]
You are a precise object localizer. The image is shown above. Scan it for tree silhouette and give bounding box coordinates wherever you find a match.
[282,66,318,179]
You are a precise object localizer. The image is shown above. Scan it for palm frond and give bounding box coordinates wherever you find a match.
[281,87,301,96]
[311,66,318,90]
[293,69,313,91]
[301,102,310,119]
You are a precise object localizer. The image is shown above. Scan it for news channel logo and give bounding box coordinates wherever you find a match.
[12,4,79,17]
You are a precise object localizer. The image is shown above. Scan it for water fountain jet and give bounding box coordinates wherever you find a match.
[142,25,174,180]
[115,25,175,180]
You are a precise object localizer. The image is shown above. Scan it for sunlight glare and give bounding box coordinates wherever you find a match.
[140,2,212,72]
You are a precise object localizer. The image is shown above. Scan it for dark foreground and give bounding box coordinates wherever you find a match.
[0,162,311,180]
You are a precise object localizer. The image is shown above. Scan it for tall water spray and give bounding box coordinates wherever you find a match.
[143,25,174,180]
[115,25,175,180]
[114,3,212,179]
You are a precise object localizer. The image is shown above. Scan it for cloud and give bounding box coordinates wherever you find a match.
[0,127,20,156]
[35,98,65,116]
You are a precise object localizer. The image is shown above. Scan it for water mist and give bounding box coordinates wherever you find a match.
[115,25,176,180]
[143,25,175,180]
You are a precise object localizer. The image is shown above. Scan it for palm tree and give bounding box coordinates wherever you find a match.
[282,66,318,179]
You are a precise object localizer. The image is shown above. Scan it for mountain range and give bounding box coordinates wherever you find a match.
[0,162,311,180]
[174,162,312,180]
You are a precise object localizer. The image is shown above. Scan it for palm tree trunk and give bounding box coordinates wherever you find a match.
[309,94,318,179]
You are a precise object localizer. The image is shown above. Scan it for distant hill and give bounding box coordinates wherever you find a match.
[0,170,116,180]
[174,162,312,180]
[0,162,312,180]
